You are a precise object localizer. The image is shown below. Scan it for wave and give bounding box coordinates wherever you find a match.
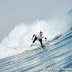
[0,27,72,72]
[0,10,72,59]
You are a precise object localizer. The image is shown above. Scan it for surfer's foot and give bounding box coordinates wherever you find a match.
[31,45,32,47]
[42,45,45,47]
[42,45,45,50]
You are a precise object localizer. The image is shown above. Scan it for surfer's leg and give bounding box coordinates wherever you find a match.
[39,39,45,49]
[39,39,43,46]
[31,36,37,47]
[33,36,37,43]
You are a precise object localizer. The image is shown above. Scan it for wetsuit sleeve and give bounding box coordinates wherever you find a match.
[33,34,35,37]
[43,36,47,40]
[45,37,47,40]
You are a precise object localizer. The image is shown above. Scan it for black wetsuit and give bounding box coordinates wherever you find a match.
[33,35,47,47]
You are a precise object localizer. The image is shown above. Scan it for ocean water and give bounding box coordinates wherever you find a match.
[0,10,72,72]
[0,28,72,72]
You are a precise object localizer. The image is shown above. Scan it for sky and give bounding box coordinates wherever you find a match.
[0,0,72,42]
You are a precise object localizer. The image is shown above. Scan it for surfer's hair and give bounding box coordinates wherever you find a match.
[40,31,43,33]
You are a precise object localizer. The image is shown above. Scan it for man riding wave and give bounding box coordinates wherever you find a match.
[31,31,47,47]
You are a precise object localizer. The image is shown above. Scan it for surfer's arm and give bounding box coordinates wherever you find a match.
[31,34,35,40]
[43,36,47,42]
[45,37,47,42]
[43,36,47,40]
[45,37,47,40]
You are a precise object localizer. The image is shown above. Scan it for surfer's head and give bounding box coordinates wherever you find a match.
[40,31,43,36]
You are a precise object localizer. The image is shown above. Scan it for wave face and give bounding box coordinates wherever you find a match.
[0,9,72,59]
[0,28,72,72]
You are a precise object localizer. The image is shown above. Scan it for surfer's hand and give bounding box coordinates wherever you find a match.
[31,38,33,40]
[31,45,32,47]
[45,40,47,42]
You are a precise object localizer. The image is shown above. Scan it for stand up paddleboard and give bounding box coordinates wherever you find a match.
[8,47,34,51]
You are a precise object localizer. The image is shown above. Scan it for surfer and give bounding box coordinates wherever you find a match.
[31,31,47,47]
